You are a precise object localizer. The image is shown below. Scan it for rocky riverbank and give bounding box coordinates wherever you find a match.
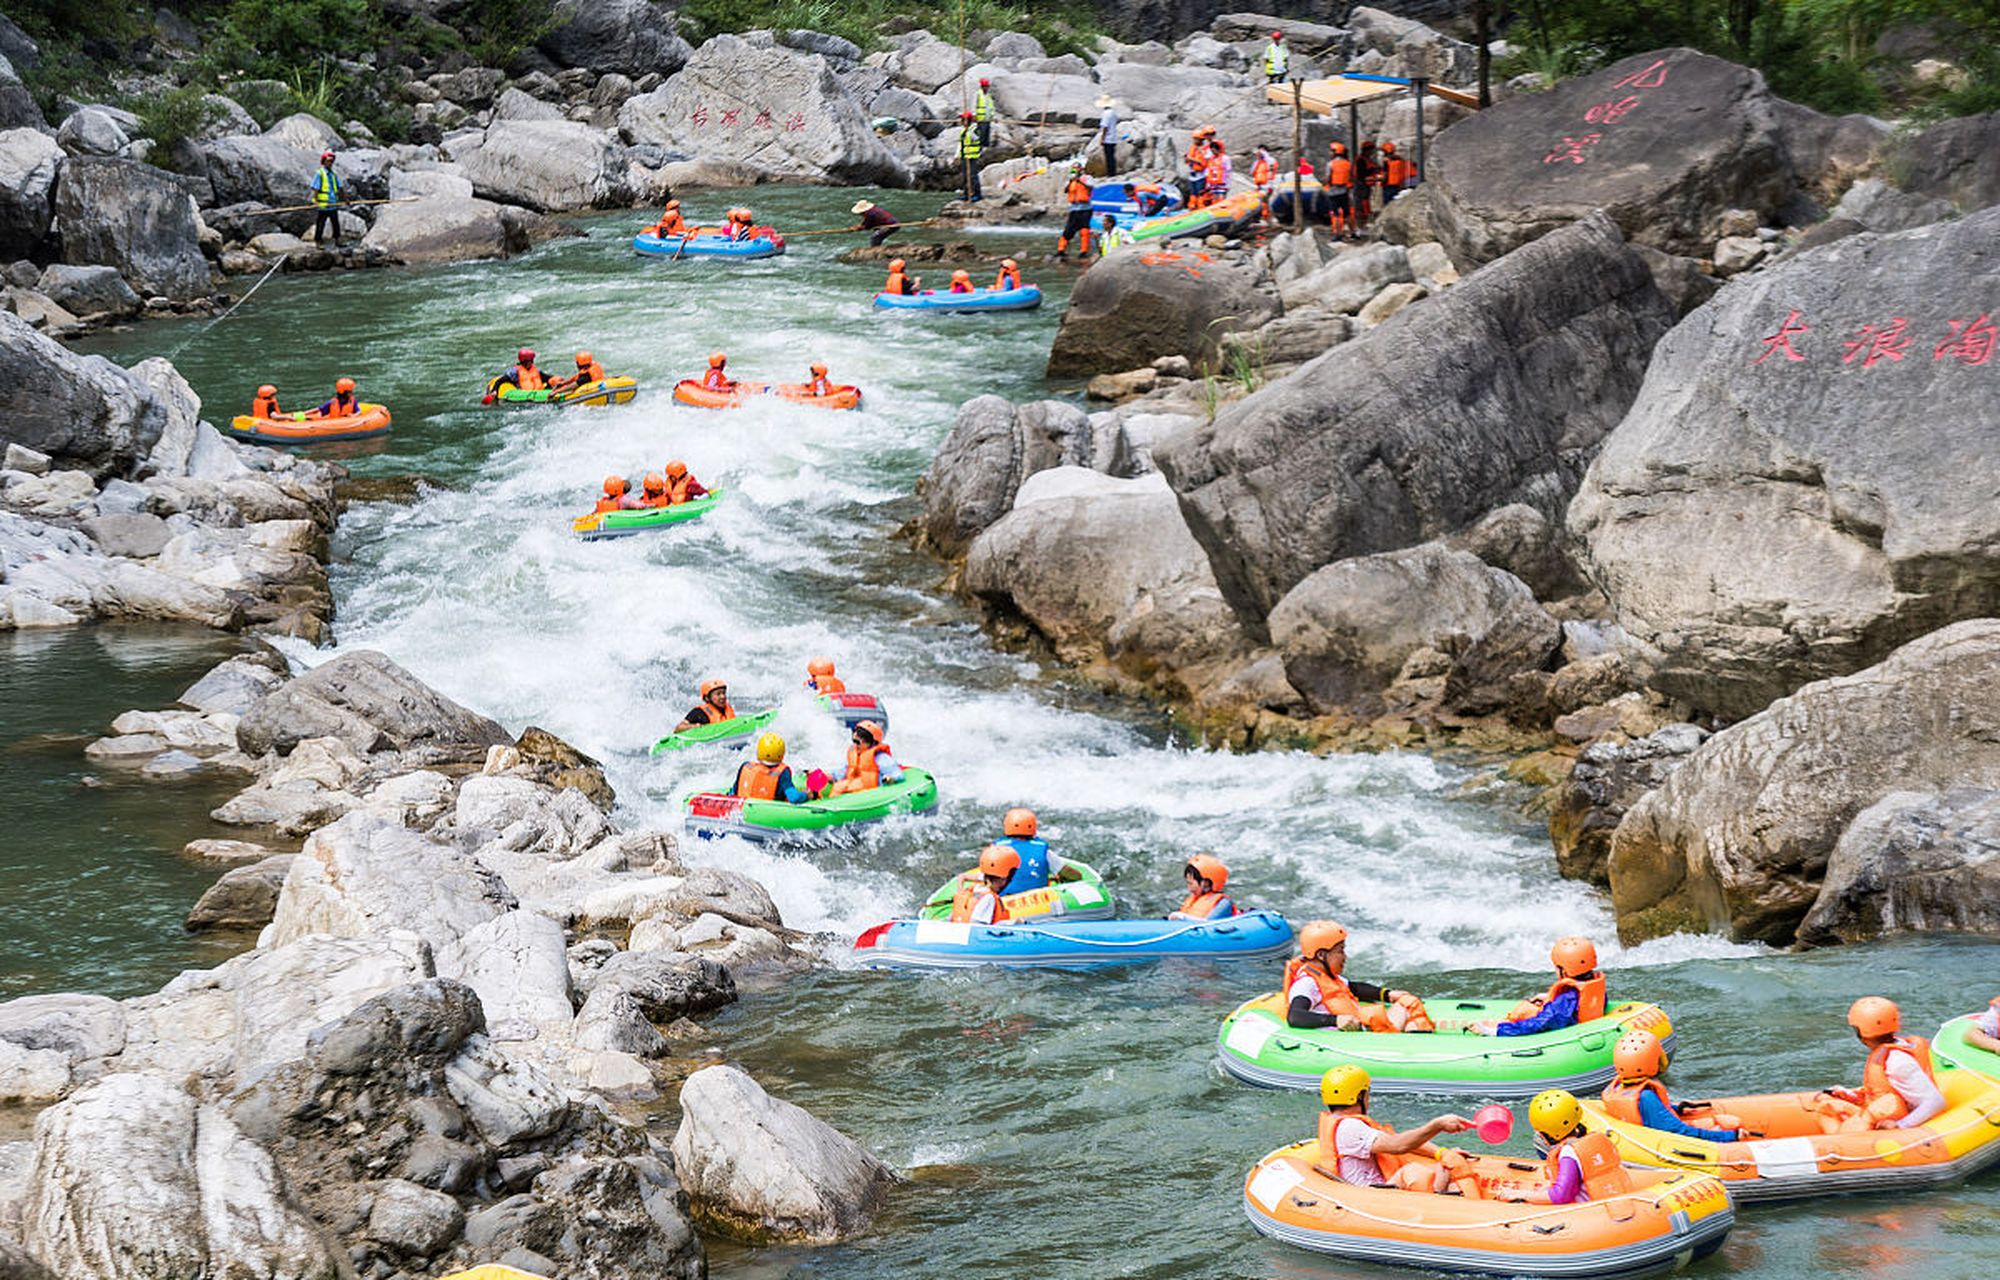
[915,40,2000,950]
[0,645,898,1279]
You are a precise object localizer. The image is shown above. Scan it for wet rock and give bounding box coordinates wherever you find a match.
[1158,213,1673,622]
[185,854,297,932]
[1608,620,2000,944]
[917,396,1106,557]
[236,649,512,760]
[362,195,534,265]
[672,1064,895,1244]
[538,0,692,78]
[51,158,210,301]
[1550,723,1708,885]
[267,811,516,955]
[32,265,140,322]
[183,837,282,865]
[454,119,629,211]
[1570,206,2000,719]
[1048,244,1279,378]
[574,950,735,1022]
[179,654,287,716]
[0,129,62,259]
[1799,788,2000,945]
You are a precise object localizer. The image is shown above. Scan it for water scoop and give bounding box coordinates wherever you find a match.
[1474,1104,1514,1144]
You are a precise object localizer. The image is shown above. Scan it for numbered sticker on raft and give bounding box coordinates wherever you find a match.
[1748,1137,1822,1179]
[1007,888,1060,916]
[913,921,972,947]
[1247,1161,1305,1211]
[1225,1016,1277,1058]
[1070,883,1105,907]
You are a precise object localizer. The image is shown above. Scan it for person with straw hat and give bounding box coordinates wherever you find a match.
[848,199,901,246]
[1095,94,1121,176]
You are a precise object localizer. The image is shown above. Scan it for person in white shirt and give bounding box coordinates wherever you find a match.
[1967,996,2000,1054]
[1812,996,1946,1133]
[1315,1065,1476,1194]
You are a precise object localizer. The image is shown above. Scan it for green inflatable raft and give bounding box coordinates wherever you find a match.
[574,490,723,542]
[1933,1014,2000,1079]
[648,705,776,754]
[916,859,1112,921]
[684,766,939,842]
[1217,994,1679,1097]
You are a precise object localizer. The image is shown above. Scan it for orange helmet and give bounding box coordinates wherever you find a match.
[575,351,594,367]
[665,198,680,209]
[1184,853,1229,892]
[642,472,665,494]
[810,360,828,375]
[853,719,883,744]
[1192,124,1215,138]
[698,677,727,699]
[664,459,687,478]
[1848,996,1900,1038]
[807,656,837,677]
[889,258,906,271]
[708,351,727,367]
[1002,807,1037,837]
[1613,1028,1666,1080]
[335,376,356,393]
[1382,141,1397,153]
[979,844,1022,879]
[256,383,277,397]
[952,269,971,282]
[1298,920,1347,959]
[1551,936,1597,978]
[1331,141,1347,155]
[1001,257,1018,269]
[602,475,626,496]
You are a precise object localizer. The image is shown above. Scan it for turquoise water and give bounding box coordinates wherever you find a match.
[45,185,2000,1278]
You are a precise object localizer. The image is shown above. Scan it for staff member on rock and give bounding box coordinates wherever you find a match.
[310,150,342,246]
[849,200,901,246]
[958,111,983,202]
[974,78,996,149]
[1096,95,1121,176]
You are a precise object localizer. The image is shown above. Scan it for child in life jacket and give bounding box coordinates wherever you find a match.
[729,733,807,804]
[1285,921,1435,1032]
[1599,1029,1744,1141]
[950,844,1018,924]
[1473,936,1606,1036]
[1167,853,1238,920]
[988,807,1081,895]
[1317,1065,1479,1194]
[1812,997,1945,1133]
[1968,995,2000,1054]
[803,656,845,694]
[1524,1090,1636,1205]
[824,719,901,796]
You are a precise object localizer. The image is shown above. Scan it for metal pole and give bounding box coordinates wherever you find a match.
[1290,76,1304,232]
[1412,76,1429,185]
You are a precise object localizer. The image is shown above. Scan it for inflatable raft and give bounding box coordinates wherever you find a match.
[817,690,888,733]
[633,229,785,259]
[683,766,938,842]
[574,490,723,543]
[873,285,1042,314]
[671,380,862,410]
[1243,1141,1733,1277]
[1933,1012,2000,1079]
[1582,1065,2000,1202]
[647,703,775,755]
[917,859,1112,922]
[226,403,391,443]
[491,376,639,407]
[1091,180,1184,224]
[1128,190,1263,243]
[853,909,1294,970]
[1218,996,1678,1097]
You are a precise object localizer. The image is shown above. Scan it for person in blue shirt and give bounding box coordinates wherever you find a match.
[991,807,1080,896]
[1168,853,1238,920]
[1474,936,1606,1037]
[1599,1029,1745,1141]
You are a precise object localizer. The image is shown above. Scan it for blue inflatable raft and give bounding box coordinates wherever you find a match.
[873,285,1042,313]
[634,231,786,259]
[852,909,1294,969]
[1091,180,1184,226]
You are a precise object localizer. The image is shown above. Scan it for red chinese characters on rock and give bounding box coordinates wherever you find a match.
[720,107,742,126]
[1752,310,1995,369]
[1935,314,1996,366]
[752,109,772,129]
[1543,133,1603,165]
[1583,95,1641,125]
[1612,59,1672,90]
[1843,318,1912,368]
[1753,309,1811,364]
[690,104,709,127]
[1540,58,1672,167]
[785,112,807,132]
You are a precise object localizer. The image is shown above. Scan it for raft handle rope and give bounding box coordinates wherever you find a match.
[1245,1003,1662,1066]
[1604,1098,2000,1171]
[1270,1151,1715,1231]
[160,252,289,364]
[963,917,1268,949]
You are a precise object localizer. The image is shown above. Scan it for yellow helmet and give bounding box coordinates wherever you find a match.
[1529,1089,1583,1142]
[1320,1064,1370,1107]
[754,733,785,764]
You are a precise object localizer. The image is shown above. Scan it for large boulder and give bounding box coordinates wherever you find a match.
[361,196,531,265]
[619,36,908,186]
[917,396,1110,557]
[1047,246,1280,378]
[452,120,629,211]
[33,264,139,321]
[0,313,168,475]
[1549,722,1709,885]
[1798,788,2000,945]
[671,1065,894,1244]
[1156,212,1674,622]
[1606,620,2000,945]
[1569,207,2000,720]
[1891,110,2000,213]
[964,468,1250,690]
[1425,49,1792,267]
[0,128,62,259]
[266,812,516,955]
[197,134,317,208]
[986,71,1100,125]
[235,649,513,760]
[0,51,44,130]
[538,0,692,78]
[50,158,210,301]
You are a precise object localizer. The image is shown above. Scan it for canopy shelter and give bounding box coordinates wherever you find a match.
[1264,73,1477,229]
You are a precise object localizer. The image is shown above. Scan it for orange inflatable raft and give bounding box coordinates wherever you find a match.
[671,379,861,410]
[1244,1141,1733,1276]
[1582,1065,2000,1202]
[226,403,392,443]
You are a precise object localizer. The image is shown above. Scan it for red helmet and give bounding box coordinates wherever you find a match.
[335,376,356,393]
[979,844,1022,879]
[1272,30,1284,38]
[602,475,627,496]
[517,348,535,363]
[708,351,727,367]
[1184,853,1229,892]
[320,150,334,162]
[664,459,687,478]
[979,78,991,86]
[853,719,883,744]
[961,109,974,120]
[1003,807,1036,837]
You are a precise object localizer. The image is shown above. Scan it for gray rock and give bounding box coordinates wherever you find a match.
[0,312,170,475]
[983,31,1045,60]
[986,71,1100,126]
[197,133,318,209]
[1828,176,1954,233]
[1278,242,1414,313]
[268,811,516,955]
[184,854,297,932]
[50,158,210,301]
[1446,502,1582,601]
[454,119,629,211]
[0,128,62,259]
[1157,212,1674,622]
[785,30,863,63]
[1773,99,1888,202]
[884,32,974,93]
[32,265,140,321]
[178,654,287,716]
[1891,110,2000,213]
[1550,724,1709,885]
[1047,243,1280,378]
[917,396,1102,557]
[1570,206,2000,719]
[55,106,128,156]
[1800,788,2000,945]
[1223,305,1353,369]
[2,442,49,474]
[538,0,692,78]
[365,1178,465,1255]
[78,511,171,558]
[0,994,125,1066]
[491,86,564,123]
[362,195,537,265]
[1093,61,1237,114]
[434,67,506,111]
[0,51,43,131]
[576,950,735,1021]
[236,649,512,759]
[4,286,77,332]
[1711,234,1768,274]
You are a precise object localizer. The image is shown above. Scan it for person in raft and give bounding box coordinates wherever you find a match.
[803,361,836,396]
[1967,995,2000,1054]
[849,200,900,246]
[726,207,759,240]
[701,351,735,392]
[988,807,1082,896]
[250,384,283,419]
[593,475,642,513]
[882,258,921,295]
[1470,935,1605,1035]
[729,733,808,804]
[823,719,900,795]
[1600,1028,1745,1142]
[504,348,546,390]
[308,377,360,418]
[1522,1090,1636,1204]
[651,198,687,237]
[548,350,604,393]
[950,844,1019,924]
[1168,853,1238,920]
[673,678,735,733]
[804,656,845,694]
[1318,1065,1479,1195]
[1812,996,1946,1133]
[1285,921,1436,1032]
[640,460,706,506]
[993,258,1023,291]
[947,269,975,294]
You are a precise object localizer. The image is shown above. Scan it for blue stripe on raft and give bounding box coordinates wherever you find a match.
[872,285,1043,313]
[856,909,1293,968]
[634,232,785,259]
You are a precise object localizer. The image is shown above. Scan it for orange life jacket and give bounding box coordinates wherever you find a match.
[884,271,914,295]
[1186,142,1210,174]
[514,365,546,390]
[1861,1035,1936,1119]
[1177,891,1233,919]
[1598,1077,1673,1126]
[1551,972,1608,1022]
[1544,1132,1632,1200]
[639,485,670,508]
[252,392,281,418]
[995,267,1021,291]
[657,210,686,235]
[734,760,782,800]
[593,495,623,513]
[810,674,846,693]
[839,740,886,789]
[949,280,972,293]
[663,473,695,504]
[1386,155,1410,186]
[573,360,604,385]
[702,368,733,391]
[1317,1112,1417,1179]
[950,878,1010,924]
[1327,157,1354,186]
[1283,958,1389,1029]
[1066,177,1092,207]
[1204,155,1228,186]
[1250,155,1275,186]
[806,376,834,396]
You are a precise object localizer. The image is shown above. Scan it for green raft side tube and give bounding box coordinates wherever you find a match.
[916,859,1112,922]
[576,490,725,541]
[1933,1014,2000,1079]
[648,705,777,755]
[1217,994,1679,1098]
[684,767,939,836]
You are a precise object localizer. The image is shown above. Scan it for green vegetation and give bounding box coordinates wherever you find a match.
[1502,0,2000,117]
[133,84,223,166]
[676,0,1104,60]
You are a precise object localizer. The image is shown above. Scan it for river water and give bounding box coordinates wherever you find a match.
[35,186,1998,1278]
